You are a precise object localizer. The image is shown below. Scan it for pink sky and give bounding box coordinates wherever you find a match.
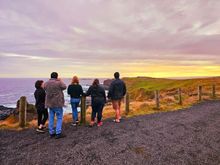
[0,0,220,78]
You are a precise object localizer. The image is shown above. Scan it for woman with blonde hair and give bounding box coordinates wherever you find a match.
[67,76,83,126]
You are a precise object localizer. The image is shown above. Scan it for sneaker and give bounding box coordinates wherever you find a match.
[55,133,66,139]
[76,120,79,124]
[36,128,45,133]
[89,121,95,127]
[113,119,120,123]
[42,126,47,129]
[50,133,56,138]
[97,122,103,127]
[71,122,77,126]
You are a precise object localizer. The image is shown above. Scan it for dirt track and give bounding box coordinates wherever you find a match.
[1,100,220,165]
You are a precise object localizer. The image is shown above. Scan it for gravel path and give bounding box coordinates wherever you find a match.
[0,101,220,165]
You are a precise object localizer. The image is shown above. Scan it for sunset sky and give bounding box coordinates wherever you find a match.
[0,0,220,78]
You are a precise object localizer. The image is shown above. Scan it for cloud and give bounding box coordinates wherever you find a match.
[0,52,59,61]
[71,26,87,35]
[0,0,220,77]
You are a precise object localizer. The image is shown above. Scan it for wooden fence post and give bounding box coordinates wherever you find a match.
[212,85,216,98]
[198,86,202,101]
[80,95,86,125]
[19,96,27,128]
[155,90,160,109]
[125,93,130,115]
[178,88,182,105]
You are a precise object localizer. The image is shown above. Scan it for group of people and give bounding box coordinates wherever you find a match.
[34,72,126,139]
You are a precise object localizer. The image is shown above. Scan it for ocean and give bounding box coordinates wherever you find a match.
[0,78,107,113]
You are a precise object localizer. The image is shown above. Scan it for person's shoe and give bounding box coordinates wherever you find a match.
[113,119,120,123]
[42,126,47,129]
[97,122,103,127]
[71,122,77,126]
[76,120,79,124]
[89,121,95,127]
[55,133,66,139]
[36,128,45,133]
[50,133,56,138]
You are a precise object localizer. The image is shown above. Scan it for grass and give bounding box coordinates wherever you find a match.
[123,77,220,100]
[1,76,220,130]
[124,77,220,91]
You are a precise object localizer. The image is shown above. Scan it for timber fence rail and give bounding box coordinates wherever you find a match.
[18,84,220,127]
[152,84,220,110]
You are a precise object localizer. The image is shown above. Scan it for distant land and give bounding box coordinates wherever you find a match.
[1,76,220,129]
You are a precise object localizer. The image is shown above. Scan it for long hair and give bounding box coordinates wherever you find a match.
[71,76,79,84]
[92,79,99,87]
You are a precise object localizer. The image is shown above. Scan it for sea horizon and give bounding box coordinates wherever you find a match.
[0,76,219,109]
[0,78,103,112]
[0,76,219,80]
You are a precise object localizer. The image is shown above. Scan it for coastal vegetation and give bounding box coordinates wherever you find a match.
[1,77,220,129]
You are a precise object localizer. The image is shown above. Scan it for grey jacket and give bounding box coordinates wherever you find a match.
[44,79,67,108]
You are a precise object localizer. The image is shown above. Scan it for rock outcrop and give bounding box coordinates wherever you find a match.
[103,79,113,89]
[0,106,17,120]
[0,100,36,120]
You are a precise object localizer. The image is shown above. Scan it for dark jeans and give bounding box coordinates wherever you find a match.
[37,108,48,126]
[91,102,104,123]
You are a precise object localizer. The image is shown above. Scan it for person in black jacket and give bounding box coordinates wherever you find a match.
[86,79,106,127]
[34,80,48,133]
[67,76,83,126]
[108,72,126,123]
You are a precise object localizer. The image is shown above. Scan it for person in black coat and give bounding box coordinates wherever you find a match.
[67,76,83,126]
[34,80,48,133]
[108,72,126,123]
[86,79,106,127]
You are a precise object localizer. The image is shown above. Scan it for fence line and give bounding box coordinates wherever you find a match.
[198,86,202,101]
[212,85,216,98]
[155,90,160,109]
[19,96,27,128]
[125,93,130,115]
[178,88,182,105]
[18,84,219,127]
[80,95,86,125]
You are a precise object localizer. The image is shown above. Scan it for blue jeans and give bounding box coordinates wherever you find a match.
[70,98,80,122]
[49,107,63,135]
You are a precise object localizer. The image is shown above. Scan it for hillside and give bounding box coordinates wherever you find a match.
[123,77,220,100]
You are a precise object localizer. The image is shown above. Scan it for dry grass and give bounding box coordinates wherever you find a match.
[1,77,220,130]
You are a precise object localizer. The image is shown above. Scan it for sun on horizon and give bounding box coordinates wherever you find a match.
[0,0,220,78]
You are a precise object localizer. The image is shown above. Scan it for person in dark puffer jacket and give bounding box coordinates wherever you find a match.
[86,79,106,127]
[34,80,48,133]
[108,72,126,123]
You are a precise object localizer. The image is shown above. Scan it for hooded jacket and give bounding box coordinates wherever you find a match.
[44,79,67,108]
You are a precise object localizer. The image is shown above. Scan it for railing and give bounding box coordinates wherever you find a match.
[153,84,220,110]
[18,84,220,127]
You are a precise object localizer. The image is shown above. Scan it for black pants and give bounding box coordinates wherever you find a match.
[37,108,48,126]
[91,103,104,123]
